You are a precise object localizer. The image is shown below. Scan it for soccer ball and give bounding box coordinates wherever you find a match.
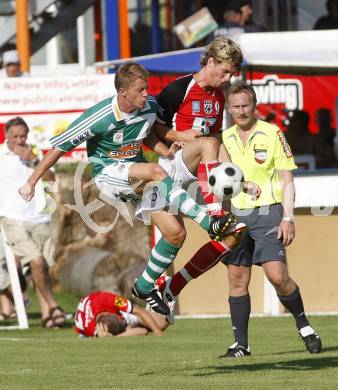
[208,162,244,200]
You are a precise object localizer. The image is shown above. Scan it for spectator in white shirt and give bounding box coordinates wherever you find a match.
[0,117,66,328]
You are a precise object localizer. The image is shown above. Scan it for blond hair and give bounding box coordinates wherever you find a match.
[200,37,243,71]
[114,62,149,91]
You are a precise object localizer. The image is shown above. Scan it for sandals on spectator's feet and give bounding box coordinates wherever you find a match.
[41,316,54,328]
[49,306,67,327]
[0,311,17,321]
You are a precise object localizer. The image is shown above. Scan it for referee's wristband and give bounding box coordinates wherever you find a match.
[282,216,294,222]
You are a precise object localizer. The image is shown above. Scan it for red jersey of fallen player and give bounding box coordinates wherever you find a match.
[156,74,225,135]
[74,291,133,337]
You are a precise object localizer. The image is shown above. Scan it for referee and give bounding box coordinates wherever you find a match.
[218,80,322,357]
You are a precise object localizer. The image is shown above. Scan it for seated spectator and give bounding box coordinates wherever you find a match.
[0,117,66,328]
[285,110,317,156]
[0,50,27,78]
[314,108,338,168]
[313,0,338,30]
[75,291,169,337]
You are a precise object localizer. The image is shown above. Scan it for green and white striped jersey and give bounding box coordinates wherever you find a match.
[50,95,158,176]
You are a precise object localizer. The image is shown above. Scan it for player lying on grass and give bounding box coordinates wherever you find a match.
[18,62,235,318]
[75,291,168,337]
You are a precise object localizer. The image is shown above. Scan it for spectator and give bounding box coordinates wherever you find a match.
[74,291,169,337]
[285,110,317,156]
[209,1,244,42]
[314,108,338,168]
[208,0,265,43]
[313,0,338,30]
[239,0,266,32]
[0,117,66,328]
[0,50,27,78]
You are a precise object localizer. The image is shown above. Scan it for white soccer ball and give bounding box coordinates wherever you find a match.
[208,162,244,200]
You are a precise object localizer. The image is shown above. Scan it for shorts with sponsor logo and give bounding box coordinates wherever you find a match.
[1,219,55,267]
[158,149,196,184]
[221,203,286,266]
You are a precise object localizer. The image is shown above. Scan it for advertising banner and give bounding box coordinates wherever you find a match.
[0,74,116,161]
[247,72,338,134]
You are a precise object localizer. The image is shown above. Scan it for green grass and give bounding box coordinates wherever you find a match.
[0,291,337,389]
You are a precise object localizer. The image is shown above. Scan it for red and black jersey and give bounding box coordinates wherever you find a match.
[74,291,133,337]
[156,74,225,135]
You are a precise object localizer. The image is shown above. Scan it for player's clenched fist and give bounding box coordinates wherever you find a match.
[19,182,35,202]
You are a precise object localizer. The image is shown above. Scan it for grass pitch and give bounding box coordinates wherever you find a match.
[0,292,337,390]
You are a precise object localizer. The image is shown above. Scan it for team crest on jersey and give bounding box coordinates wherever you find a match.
[71,129,94,145]
[254,147,267,164]
[215,101,220,113]
[113,131,124,144]
[192,101,200,113]
[204,100,213,114]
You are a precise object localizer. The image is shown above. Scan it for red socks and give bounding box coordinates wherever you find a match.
[197,161,223,216]
[169,240,230,296]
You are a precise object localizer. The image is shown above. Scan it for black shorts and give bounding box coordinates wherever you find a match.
[221,203,286,266]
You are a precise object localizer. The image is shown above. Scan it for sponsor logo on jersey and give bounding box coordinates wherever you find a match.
[204,100,213,114]
[108,140,143,159]
[277,130,293,158]
[71,129,94,145]
[254,147,267,164]
[115,296,125,308]
[192,101,201,113]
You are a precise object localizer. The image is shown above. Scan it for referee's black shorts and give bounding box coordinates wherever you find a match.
[221,203,286,266]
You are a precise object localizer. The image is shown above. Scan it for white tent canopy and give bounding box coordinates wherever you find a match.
[240,29,338,74]
[96,30,338,75]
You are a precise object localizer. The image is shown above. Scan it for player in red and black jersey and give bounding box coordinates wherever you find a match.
[156,73,225,137]
[153,37,260,324]
[155,37,243,217]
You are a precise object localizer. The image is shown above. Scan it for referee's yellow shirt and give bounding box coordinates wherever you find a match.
[222,119,297,209]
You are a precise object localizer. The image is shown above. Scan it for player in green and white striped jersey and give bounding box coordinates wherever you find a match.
[19,63,234,316]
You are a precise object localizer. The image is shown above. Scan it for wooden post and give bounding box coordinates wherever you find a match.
[119,0,131,58]
[15,0,30,73]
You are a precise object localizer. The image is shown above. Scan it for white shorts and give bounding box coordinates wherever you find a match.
[95,161,167,224]
[158,149,196,184]
[120,312,140,327]
[95,161,140,202]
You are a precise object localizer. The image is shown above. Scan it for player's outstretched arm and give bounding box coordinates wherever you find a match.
[19,147,64,202]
